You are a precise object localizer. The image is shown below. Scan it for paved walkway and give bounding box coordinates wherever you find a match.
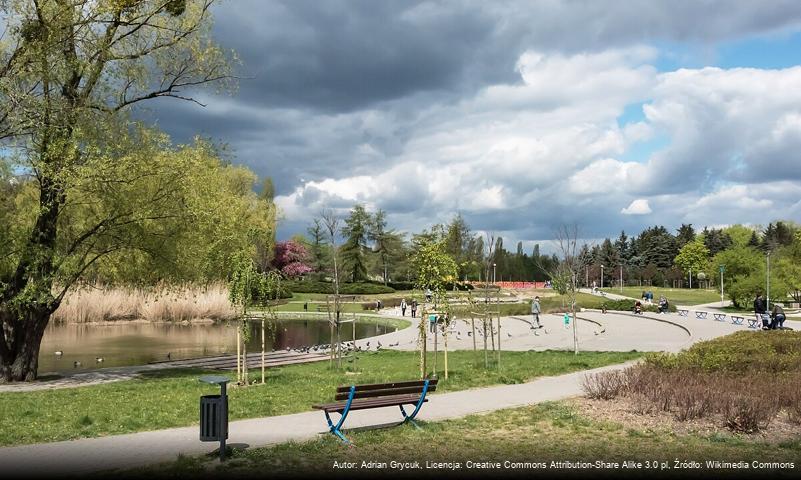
[0,360,637,477]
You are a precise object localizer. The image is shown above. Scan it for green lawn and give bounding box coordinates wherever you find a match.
[602,287,723,305]
[0,350,640,447]
[134,401,801,478]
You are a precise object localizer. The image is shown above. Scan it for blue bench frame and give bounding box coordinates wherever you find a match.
[731,316,744,325]
[678,309,689,317]
[713,313,727,322]
[694,311,708,319]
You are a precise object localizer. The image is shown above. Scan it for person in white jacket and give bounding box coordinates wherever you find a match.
[531,296,542,328]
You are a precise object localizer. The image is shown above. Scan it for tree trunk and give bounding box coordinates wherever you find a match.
[1,175,63,383]
[0,306,52,383]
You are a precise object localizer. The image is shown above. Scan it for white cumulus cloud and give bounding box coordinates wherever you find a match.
[621,199,652,215]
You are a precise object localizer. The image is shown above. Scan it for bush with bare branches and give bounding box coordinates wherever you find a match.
[582,332,801,433]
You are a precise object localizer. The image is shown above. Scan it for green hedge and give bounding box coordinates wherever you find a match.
[600,299,677,313]
[644,331,801,373]
[283,280,395,295]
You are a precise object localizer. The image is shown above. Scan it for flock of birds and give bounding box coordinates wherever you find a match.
[281,339,402,356]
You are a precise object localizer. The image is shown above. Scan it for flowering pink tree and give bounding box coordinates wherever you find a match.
[273,240,313,279]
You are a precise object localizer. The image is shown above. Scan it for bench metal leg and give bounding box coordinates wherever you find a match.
[399,379,430,424]
[324,386,355,444]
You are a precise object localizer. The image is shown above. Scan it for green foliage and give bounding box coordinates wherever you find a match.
[644,331,801,373]
[410,238,458,293]
[723,224,756,248]
[228,253,287,312]
[340,204,371,282]
[674,239,710,274]
[700,227,733,257]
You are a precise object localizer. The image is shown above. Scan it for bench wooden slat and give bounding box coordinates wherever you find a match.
[313,394,425,412]
[335,379,438,393]
[334,384,437,401]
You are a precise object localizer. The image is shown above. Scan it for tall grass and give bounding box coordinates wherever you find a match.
[52,283,237,323]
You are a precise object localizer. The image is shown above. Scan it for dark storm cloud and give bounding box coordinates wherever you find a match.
[211,0,519,112]
[139,0,801,242]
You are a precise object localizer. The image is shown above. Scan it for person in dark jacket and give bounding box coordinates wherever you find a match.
[754,294,769,329]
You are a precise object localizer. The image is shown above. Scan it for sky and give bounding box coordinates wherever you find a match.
[143,0,801,251]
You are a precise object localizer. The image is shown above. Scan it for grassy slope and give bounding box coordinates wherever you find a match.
[0,350,639,447]
[603,287,722,305]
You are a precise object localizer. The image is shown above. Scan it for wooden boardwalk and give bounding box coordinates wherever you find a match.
[147,350,329,371]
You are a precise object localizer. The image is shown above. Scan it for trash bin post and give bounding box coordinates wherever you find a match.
[199,375,230,461]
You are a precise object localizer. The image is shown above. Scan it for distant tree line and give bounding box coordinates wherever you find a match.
[285,207,801,309]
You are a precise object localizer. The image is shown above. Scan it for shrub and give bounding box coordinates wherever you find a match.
[595,334,801,433]
[581,371,626,400]
[723,394,777,433]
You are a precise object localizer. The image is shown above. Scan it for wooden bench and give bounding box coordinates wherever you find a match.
[713,313,727,322]
[694,311,708,319]
[678,309,689,317]
[312,379,437,443]
[731,316,744,325]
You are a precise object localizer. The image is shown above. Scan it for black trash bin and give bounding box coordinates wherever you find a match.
[200,394,228,442]
[198,375,230,460]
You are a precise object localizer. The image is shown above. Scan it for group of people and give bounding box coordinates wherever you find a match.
[633,295,669,314]
[753,294,786,330]
[399,298,418,317]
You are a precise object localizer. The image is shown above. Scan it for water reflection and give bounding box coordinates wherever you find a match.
[39,318,396,374]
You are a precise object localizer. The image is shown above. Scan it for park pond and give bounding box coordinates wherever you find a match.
[38,316,402,374]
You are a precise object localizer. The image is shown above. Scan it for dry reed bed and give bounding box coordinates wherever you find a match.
[52,284,237,323]
[582,331,801,433]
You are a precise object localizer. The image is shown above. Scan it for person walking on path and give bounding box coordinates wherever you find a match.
[411,299,418,318]
[400,298,407,316]
[754,294,769,329]
[531,296,542,328]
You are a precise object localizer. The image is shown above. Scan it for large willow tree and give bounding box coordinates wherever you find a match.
[0,0,234,382]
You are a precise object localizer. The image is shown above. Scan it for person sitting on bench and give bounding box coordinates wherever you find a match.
[658,296,669,314]
[770,304,786,330]
[634,300,643,315]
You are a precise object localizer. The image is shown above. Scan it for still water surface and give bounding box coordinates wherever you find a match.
[39,318,397,374]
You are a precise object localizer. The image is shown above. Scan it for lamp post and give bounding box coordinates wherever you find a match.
[689,267,692,289]
[719,264,725,306]
[619,264,623,293]
[600,264,604,290]
[766,252,771,312]
[493,263,496,285]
